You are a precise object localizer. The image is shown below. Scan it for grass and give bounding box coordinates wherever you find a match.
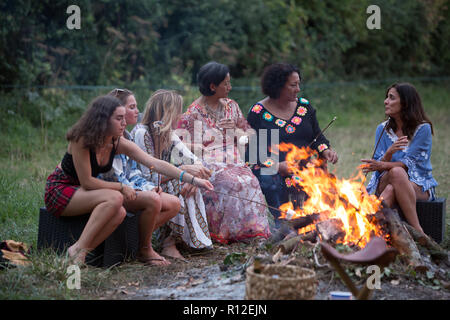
[0,80,448,299]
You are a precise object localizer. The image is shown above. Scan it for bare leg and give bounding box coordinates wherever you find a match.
[377,167,423,232]
[379,183,395,207]
[62,189,126,264]
[411,182,430,201]
[154,192,181,228]
[157,193,185,260]
[124,190,170,266]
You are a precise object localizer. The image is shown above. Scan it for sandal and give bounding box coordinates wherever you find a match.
[161,253,188,263]
[136,254,171,266]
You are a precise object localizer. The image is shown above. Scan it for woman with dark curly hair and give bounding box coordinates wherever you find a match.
[247,63,338,227]
[362,83,437,233]
[44,95,213,265]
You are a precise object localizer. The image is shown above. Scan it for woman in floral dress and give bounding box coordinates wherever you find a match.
[177,61,271,243]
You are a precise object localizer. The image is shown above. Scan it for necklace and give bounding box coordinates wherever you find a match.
[203,97,224,122]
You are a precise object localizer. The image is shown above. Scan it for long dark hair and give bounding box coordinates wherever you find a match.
[385,82,434,139]
[66,95,122,149]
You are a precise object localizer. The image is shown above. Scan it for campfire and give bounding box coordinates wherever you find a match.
[247,144,447,301]
[277,143,387,248]
[271,143,446,272]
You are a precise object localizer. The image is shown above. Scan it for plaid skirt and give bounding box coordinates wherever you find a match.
[44,166,80,217]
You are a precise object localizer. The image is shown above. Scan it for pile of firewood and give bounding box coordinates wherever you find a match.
[269,205,449,272]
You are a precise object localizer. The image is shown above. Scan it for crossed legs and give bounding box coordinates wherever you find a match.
[377,167,429,233]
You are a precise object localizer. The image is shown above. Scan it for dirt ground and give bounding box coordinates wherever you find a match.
[102,238,450,301]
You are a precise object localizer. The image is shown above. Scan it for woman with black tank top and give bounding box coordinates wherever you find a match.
[44,95,214,266]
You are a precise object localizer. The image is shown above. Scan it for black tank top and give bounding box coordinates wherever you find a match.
[61,137,120,181]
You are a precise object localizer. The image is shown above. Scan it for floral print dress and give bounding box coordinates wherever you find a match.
[177,98,271,244]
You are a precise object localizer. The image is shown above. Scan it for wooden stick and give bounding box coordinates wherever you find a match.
[210,189,288,216]
[362,119,388,184]
[308,116,337,148]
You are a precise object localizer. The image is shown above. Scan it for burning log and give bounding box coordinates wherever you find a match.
[269,213,321,244]
[316,219,345,243]
[287,213,322,230]
[379,208,427,272]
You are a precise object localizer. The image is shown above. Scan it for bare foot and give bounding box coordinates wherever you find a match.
[67,244,87,266]
[161,244,187,262]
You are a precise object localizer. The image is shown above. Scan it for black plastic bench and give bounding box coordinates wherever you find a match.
[396,198,446,243]
[37,208,141,267]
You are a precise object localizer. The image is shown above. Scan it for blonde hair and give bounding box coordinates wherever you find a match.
[141,89,183,156]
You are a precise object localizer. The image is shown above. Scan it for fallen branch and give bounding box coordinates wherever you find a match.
[381,208,428,272]
[313,239,328,268]
[269,214,320,245]
[403,223,448,262]
[277,231,318,254]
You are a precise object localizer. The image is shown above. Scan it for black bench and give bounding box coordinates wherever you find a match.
[37,208,141,267]
[396,198,446,243]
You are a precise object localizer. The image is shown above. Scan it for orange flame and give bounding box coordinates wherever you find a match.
[278,143,385,247]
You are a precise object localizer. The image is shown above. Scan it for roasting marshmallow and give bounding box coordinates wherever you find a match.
[286,209,296,220]
[239,135,249,146]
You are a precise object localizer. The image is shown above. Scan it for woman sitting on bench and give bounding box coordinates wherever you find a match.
[362,83,438,233]
[44,95,213,266]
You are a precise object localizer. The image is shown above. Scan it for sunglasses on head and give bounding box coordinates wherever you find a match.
[111,88,132,96]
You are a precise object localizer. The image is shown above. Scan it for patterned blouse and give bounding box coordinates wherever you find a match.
[366,121,438,194]
[177,98,251,165]
[246,97,330,173]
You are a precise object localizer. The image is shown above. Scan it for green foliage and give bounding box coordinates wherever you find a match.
[223,252,247,266]
[1,0,448,89]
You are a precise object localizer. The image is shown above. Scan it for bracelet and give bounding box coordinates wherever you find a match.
[179,170,186,183]
[191,176,196,185]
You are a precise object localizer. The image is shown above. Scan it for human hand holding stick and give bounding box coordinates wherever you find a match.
[192,177,214,191]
